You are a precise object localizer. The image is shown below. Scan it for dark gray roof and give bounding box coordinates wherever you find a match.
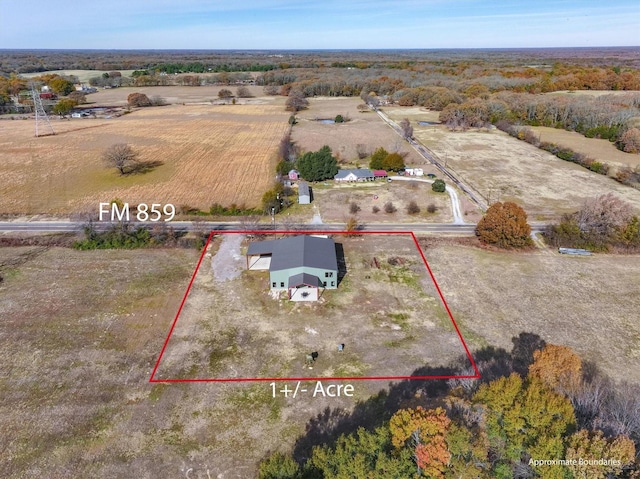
[334,169,374,180]
[288,272,320,288]
[298,181,310,196]
[247,235,337,272]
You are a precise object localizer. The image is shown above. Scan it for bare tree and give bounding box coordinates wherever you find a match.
[263,85,279,96]
[356,143,369,160]
[576,193,633,239]
[399,118,413,139]
[236,86,252,98]
[102,143,140,175]
[285,89,309,112]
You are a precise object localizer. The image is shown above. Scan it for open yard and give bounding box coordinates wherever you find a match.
[307,180,453,223]
[155,233,470,381]
[0,103,290,214]
[422,242,640,384]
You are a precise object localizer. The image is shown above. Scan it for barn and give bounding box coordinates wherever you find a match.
[246,235,338,301]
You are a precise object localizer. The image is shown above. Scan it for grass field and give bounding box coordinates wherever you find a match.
[0,103,290,214]
[1,241,638,477]
[422,243,640,384]
[531,126,640,169]
[410,124,640,219]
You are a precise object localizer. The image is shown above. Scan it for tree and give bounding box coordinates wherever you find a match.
[49,77,75,95]
[349,202,360,214]
[431,179,446,193]
[285,89,308,112]
[356,143,369,160]
[529,344,582,394]
[476,201,533,248]
[382,152,405,172]
[406,201,420,215]
[565,429,636,479]
[369,147,389,170]
[399,118,413,139]
[384,202,397,213]
[334,114,344,123]
[576,193,633,240]
[218,88,233,99]
[620,127,640,153]
[296,145,338,182]
[236,86,251,98]
[127,92,151,107]
[67,91,86,104]
[258,452,300,479]
[52,98,76,116]
[263,85,279,96]
[102,143,140,175]
[427,203,437,213]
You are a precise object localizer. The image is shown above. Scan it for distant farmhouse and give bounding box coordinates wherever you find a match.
[334,169,375,182]
[298,181,311,204]
[246,235,338,302]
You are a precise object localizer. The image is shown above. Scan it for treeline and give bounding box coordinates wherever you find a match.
[438,92,640,148]
[73,222,190,249]
[258,337,639,478]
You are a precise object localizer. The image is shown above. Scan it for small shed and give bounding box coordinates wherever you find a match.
[373,170,388,179]
[298,181,311,204]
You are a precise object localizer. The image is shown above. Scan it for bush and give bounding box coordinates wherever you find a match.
[349,202,361,214]
[406,201,420,215]
[432,179,446,193]
[372,205,380,214]
[427,203,437,213]
[334,114,344,123]
[218,88,233,99]
[127,92,151,107]
[476,201,533,248]
[384,202,397,214]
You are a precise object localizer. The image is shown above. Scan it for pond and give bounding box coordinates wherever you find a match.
[418,121,434,126]
[317,119,335,124]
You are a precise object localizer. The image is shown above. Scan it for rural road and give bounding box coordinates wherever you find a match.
[0,220,477,235]
[374,108,488,211]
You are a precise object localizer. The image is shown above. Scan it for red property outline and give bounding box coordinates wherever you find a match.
[150,230,480,383]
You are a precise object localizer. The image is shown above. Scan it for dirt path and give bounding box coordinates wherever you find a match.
[211,234,244,281]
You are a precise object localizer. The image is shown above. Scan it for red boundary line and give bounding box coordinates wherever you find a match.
[150,230,480,383]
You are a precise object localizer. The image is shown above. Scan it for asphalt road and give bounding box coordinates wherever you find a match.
[0,220,477,235]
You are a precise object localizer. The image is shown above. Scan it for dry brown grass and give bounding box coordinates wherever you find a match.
[423,244,640,384]
[411,125,640,220]
[532,126,640,168]
[0,103,290,214]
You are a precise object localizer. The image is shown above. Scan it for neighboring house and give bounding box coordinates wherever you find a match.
[298,181,311,204]
[334,169,375,182]
[373,170,388,179]
[288,169,300,181]
[246,235,338,302]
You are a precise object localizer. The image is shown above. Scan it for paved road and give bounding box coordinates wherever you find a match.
[374,108,488,211]
[0,220,477,235]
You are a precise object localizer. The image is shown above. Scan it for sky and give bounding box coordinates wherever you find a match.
[0,0,638,50]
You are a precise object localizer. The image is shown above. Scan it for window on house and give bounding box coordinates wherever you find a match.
[323,281,327,287]
[280,282,285,288]
[331,281,335,287]
[272,282,276,288]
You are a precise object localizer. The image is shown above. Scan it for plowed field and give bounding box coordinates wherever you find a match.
[0,104,289,214]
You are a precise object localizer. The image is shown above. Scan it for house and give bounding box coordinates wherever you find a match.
[298,181,311,204]
[373,170,388,179]
[247,235,338,301]
[288,169,300,181]
[334,169,375,182]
